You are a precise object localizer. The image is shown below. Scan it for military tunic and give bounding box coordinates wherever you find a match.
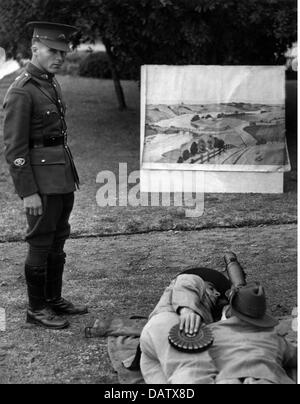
[3,62,79,198]
[3,62,79,249]
[140,276,296,385]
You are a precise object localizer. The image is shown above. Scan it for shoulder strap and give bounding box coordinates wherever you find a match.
[14,71,32,88]
[3,72,31,108]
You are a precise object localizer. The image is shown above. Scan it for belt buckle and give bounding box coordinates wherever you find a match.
[45,137,57,147]
[33,140,44,148]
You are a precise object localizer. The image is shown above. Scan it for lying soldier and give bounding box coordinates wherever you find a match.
[210,282,297,384]
[140,267,231,384]
[140,278,297,384]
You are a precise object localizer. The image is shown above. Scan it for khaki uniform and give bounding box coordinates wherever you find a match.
[2,21,88,329]
[3,62,79,198]
[3,62,79,248]
[140,275,296,385]
[140,275,218,384]
[210,317,296,384]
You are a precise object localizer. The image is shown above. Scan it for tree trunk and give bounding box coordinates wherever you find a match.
[103,39,127,111]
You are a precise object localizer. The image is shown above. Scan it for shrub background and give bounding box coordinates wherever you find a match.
[77,52,135,80]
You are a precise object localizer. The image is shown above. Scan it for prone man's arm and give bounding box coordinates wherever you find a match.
[172,274,213,323]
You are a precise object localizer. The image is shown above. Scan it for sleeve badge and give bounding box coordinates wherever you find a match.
[14,158,26,167]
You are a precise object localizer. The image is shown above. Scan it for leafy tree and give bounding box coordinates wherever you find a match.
[77,0,297,78]
[190,142,198,156]
[182,149,190,161]
[198,139,206,153]
[0,0,297,110]
[207,136,214,150]
[214,137,225,149]
[191,115,200,122]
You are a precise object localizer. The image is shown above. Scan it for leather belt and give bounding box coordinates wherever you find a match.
[29,136,66,149]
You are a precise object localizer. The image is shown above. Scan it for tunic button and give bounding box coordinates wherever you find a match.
[47,111,50,115]
[41,159,46,163]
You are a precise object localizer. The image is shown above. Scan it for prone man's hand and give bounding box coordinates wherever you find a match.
[23,193,43,216]
[179,307,202,336]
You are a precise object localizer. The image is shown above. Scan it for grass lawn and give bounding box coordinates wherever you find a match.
[0,225,297,384]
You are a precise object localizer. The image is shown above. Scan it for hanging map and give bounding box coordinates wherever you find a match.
[141,66,290,172]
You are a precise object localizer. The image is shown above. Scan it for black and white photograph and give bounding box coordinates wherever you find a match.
[0,0,298,388]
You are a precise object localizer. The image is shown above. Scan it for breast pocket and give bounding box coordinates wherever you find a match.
[42,110,62,136]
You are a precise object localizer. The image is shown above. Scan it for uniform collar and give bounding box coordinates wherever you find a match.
[26,62,55,81]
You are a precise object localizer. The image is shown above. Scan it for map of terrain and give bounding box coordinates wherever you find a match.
[143,102,288,167]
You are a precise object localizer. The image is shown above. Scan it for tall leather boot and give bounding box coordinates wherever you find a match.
[25,265,69,329]
[46,253,88,315]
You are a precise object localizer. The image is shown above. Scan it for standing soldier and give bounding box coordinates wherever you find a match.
[3,22,88,330]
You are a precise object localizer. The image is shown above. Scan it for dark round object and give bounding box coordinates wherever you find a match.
[180,267,231,298]
[168,324,214,353]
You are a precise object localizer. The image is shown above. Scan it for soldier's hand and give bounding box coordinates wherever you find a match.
[23,193,43,216]
[179,307,202,336]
